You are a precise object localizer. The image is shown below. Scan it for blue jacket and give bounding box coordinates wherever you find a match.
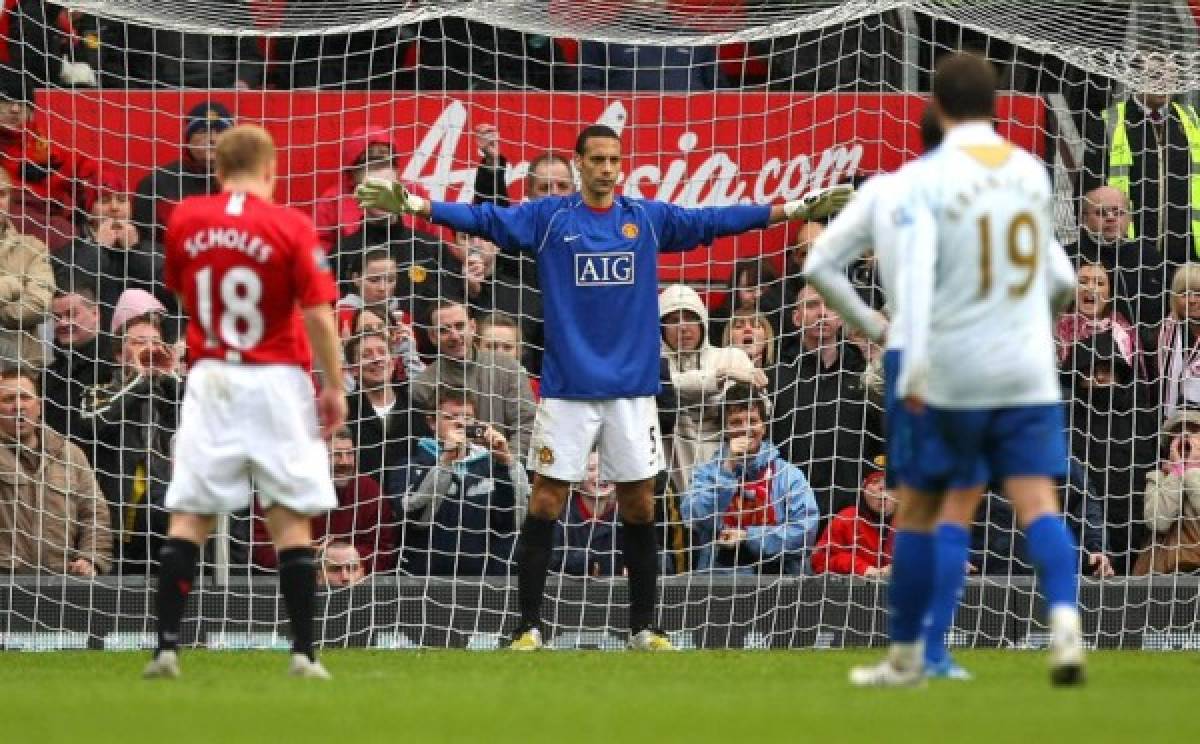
[680,441,819,574]
[385,438,529,576]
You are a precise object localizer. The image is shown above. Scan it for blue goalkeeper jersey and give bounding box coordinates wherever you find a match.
[430,195,770,399]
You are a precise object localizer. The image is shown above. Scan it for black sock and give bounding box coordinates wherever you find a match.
[623,521,659,634]
[155,538,200,654]
[515,515,556,629]
[278,547,318,661]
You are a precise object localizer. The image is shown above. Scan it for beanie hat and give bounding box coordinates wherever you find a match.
[184,101,234,142]
[111,289,166,335]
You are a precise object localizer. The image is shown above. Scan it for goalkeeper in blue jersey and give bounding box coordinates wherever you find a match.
[357,125,851,650]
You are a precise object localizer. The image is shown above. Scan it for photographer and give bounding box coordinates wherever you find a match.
[681,382,819,575]
[78,290,182,574]
[1135,409,1200,575]
[387,388,529,577]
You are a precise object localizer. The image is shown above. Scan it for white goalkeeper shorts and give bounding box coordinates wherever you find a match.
[166,361,337,516]
[526,396,665,484]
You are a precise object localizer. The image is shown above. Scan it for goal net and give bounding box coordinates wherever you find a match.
[2,0,1199,652]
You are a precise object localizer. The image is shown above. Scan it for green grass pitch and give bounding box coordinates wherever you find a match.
[5,650,1194,744]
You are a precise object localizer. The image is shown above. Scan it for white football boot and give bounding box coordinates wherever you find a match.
[1048,605,1086,686]
[849,643,925,688]
[288,653,333,680]
[142,650,181,679]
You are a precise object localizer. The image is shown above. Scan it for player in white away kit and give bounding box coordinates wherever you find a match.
[845,53,1084,688]
[143,126,347,680]
[805,110,979,680]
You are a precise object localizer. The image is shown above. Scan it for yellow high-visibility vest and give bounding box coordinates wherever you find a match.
[1103,100,1200,256]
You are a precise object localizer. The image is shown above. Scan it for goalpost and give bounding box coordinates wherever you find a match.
[3,0,1200,652]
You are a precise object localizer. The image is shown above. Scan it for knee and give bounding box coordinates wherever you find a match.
[529,476,569,520]
[895,492,942,531]
[621,501,655,525]
[167,514,215,545]
[939,489,984,526]
[616,480,656,525]
[1006,477,1058,525]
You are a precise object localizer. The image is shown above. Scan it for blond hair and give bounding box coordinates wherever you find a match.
[722,312,775,368]
[1171,264,1200,319]
[215,124,275,181]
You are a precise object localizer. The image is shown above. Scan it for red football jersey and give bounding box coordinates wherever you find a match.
[164,191,338,368]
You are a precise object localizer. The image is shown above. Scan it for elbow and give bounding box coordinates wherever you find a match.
[785,528,814,554]
[679,495,713,525]
[678,498,697,524]
[302,302,335,330]
[802,522,819,549]
[1149,516,1175,535]
[801,264,829,291]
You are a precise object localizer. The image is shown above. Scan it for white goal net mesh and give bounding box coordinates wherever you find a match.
[1,0,1199,652]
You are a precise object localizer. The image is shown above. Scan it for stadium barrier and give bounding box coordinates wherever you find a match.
[3,577,1198,651]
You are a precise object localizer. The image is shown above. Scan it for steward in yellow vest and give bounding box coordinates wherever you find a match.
[1090,94,1200,258]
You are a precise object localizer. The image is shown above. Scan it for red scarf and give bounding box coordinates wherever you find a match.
[722,463,778,528]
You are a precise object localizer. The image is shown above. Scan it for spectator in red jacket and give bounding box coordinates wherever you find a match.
[314,126,435,251]
[811,455,896,578]
[0,66,87,250]
[253,427,396,573]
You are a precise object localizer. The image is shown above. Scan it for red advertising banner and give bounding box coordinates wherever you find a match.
[40,91,1045,280]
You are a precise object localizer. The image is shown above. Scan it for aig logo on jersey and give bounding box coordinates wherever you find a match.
[575,252,634,286]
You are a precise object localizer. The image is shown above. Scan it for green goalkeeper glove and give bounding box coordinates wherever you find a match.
[354,178,429,215]
[783,183,855,221]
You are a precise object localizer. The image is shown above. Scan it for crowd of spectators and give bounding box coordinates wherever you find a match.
[1,12,1200,583]
[0,3,896,93]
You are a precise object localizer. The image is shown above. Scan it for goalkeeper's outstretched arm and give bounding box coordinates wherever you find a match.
[355,177,855,253]
[356,178,433,218]
[357,175,854,226]
[767,183,855,225]
[355,178,539,253]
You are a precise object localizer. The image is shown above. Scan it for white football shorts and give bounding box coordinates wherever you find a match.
[526,396,664,483]
[166,360,337,515]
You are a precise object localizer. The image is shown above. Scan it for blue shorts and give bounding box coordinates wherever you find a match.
[883,350,1067,492]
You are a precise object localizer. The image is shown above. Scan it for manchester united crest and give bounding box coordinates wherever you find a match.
[409,265,428,284]
[621,222,639,239]
[538,446,555,465]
